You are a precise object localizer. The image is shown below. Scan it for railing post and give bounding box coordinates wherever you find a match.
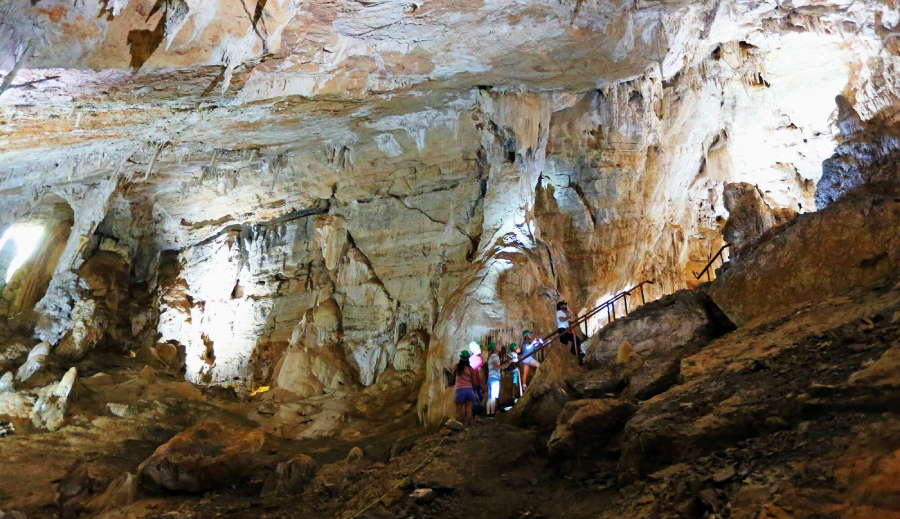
[639,284,645,305]
[623,293,629,315]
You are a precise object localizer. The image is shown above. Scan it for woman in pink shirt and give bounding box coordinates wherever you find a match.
[454,350,477,426]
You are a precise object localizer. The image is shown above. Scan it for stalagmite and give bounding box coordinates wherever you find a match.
[30,367,77,431]
[16,342,50,382]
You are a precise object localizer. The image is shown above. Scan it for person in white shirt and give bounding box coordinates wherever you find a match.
[485,342,501,418]
[556,301,582,363]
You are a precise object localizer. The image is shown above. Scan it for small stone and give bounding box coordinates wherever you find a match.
[107,403,137,418]
[346,447,364,463]
[711,466,736,483]
[390,434,418,459]
[444,419,465,431]
[257,400,277,415]
[410,488,435,505]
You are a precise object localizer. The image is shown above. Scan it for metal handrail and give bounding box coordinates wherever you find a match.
[693,243,730,282]
[516,280,655,364]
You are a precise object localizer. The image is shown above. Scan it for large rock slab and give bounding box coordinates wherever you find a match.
[503,346,583,429]
[547,398,634,458]
[619,277,900,477]
[138,421,265,492]
[582,289,734,400]
[708,181,900,327]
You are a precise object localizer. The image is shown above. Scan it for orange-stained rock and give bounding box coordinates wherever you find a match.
[582,289,734,400]
[709,181,900,327]
[503,345,583,429]
[138,421,265,492]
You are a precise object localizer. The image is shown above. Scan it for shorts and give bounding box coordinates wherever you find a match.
[455,387,477,404]
[522,356,540,367]
[488,378,500,400]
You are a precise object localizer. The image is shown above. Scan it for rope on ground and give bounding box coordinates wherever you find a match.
[349,431,451,519]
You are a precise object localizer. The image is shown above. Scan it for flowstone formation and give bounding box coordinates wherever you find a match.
[2,0,900,517]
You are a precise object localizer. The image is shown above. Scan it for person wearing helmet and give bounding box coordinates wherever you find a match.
[453,349,477,426]
[556,301,584,364]
[506,342,523,397]
[485,342,501,418]
[468,341,485,413]
[520,330,542,389]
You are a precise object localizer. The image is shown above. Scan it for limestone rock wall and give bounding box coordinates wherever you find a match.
[152,122,485,393]
[2,0,900,427]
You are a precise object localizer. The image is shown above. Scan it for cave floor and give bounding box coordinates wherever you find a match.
[3,277,900,519]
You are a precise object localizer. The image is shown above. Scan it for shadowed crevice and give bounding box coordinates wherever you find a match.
[127,8,167,72]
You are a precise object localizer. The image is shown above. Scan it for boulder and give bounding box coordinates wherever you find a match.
[150,342,185,374]
[390,434,420,460]
[722,182,788,255]
[503,345,582,428]
[55,462,101,513]
[271,454,317,496]
[138,421,265,492]
[582,290,734,400]
[708,181,900,327]
[547,398,634,458]
[87,473,138,512]
[345,447,364,463]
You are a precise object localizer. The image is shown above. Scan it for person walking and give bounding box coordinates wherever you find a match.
[453,350,477,426]
[556,301,584,364]
[520,330,542,389]
[506,343,523,397]
[485,342,501,418]
[468,341,485,414]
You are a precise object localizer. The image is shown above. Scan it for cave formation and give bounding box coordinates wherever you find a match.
[1,0,900,517]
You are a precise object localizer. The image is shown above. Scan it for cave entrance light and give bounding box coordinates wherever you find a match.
[0,224,44,282]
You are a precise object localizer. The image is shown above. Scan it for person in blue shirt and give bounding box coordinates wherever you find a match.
[520,330,542,389]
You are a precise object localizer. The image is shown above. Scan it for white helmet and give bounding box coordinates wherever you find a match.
[468,341,481,355]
